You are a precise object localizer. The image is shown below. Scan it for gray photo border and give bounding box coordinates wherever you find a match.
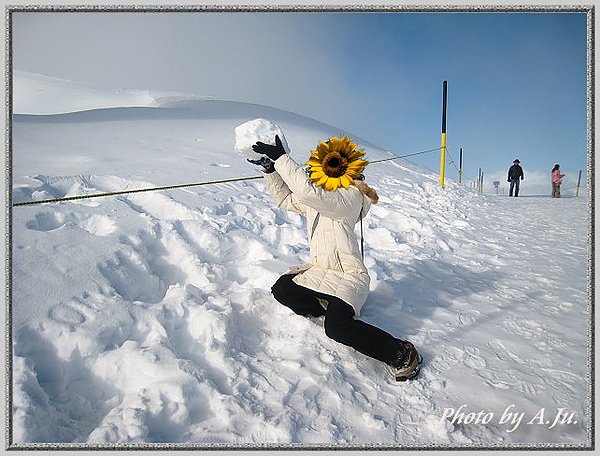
[3,2,595,452]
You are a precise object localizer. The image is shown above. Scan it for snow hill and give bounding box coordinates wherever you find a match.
[9,72,591,448]
[13,69,210,115]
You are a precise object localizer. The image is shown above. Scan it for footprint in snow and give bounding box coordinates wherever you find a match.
[428,347,462,374]
[26,211,116,236]
[462,346,487,369]
[519,380,539,395]
[49,303,86,326]
[98,249,166,304]
[458,310,480,326]
[474,369,512,390]
[48,296,97,329]
[488,340,510,361]
[26,211,67,232]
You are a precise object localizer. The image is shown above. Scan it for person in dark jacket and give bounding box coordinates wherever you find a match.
[507,159,524,197]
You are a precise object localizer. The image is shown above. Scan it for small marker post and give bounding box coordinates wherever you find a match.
[459,147,463,184]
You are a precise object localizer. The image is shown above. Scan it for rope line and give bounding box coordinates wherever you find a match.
[12,146,441,208]
[369,146,441,164]
[12,175,264,207]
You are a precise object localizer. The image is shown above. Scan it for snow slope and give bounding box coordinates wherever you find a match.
[9,72,591,448]
[13,70,208,115]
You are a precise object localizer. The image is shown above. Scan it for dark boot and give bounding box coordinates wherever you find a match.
[388,341,422,381]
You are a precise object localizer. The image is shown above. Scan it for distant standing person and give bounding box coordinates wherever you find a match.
[551,164,566,198]
[507,159,524,197]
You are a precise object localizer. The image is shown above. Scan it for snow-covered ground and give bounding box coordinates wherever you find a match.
[9,72,592,448]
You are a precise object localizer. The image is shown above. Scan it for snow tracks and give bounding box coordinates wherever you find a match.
[11,172,590,446]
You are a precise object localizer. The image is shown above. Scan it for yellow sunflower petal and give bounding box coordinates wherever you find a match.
[346,170,362,179]
[347,148,365,162]
[340,174,352,189]
[316,142,330,159]
[340,136,353,149]
[346,165,367,178]
[348,159,368,170]
[310,169,326,180]
[328,137,342,151]
[315,174,329,187]
[326,177,342,191]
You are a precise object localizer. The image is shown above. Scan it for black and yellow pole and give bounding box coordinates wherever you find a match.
[439,80,448,188]
[576,169,582,197]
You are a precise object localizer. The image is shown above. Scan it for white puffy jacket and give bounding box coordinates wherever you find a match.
[264,154,374,315]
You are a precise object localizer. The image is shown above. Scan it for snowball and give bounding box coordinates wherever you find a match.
[234,118,290,161]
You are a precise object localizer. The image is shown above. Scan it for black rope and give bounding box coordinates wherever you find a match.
[12,175,264,207]
[369,146,441,164]
[12,146,441,207]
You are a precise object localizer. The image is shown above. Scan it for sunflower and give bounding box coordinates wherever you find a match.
[306,136,368,191]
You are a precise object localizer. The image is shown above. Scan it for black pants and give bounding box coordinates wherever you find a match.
[271,274,402,365]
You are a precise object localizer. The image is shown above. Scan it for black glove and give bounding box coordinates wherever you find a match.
[247,156,276,174]
[252,134,286,161]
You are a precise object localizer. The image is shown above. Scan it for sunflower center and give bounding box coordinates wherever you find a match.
[322,152,349,178]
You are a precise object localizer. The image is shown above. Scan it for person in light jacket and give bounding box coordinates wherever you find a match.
[551,164,566,198]
[249,134,421,381]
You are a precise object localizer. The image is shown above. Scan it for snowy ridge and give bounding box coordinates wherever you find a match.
[12,98,399,196]
[10,73,590,446]
[13,70,208,115]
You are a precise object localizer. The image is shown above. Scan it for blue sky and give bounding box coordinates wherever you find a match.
[13,10,588,191]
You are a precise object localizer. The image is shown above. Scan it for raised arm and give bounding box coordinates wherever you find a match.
[263,170,306,215]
